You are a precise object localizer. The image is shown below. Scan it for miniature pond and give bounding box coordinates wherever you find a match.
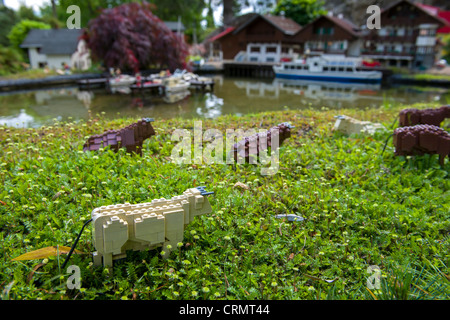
[0,75,449,128]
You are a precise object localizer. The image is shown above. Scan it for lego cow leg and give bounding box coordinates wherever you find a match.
[93,251,102,266]
[103,253,113,267]
[161,208,185,259]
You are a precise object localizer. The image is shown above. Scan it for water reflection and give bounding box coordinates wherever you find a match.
[163,90,190,104]
[77,90,94,109]
[0,75,448,128]
[0,109,34,128]
[196,92,224,118]
[272,78,382,101]
[234,80,280,99]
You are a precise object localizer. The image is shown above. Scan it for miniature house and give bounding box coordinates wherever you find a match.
[20,29,89,70]
[206,13,302,63]
[361,0,448,69]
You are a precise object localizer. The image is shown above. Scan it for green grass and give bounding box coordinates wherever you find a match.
[0,64,103,81]
[409,73,450,82]
[0,68,59,80]
[0,103,449,300]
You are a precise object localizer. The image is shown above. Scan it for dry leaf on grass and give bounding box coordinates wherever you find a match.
[12,246,86,261]
[234,182,249,190]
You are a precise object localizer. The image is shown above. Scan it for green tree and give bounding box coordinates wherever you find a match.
[272,0,327,26]
[150,0,207,43]
[83,2,190,71]
[8,20,51,59]
[17,4,42,21]
[442,35,450,62]
[221,0,276,26]
[39,0,100,28]
[0,46,24,75]
[0,5,18,47]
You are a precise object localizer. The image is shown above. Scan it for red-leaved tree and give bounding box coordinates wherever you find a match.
[82,2,190,72]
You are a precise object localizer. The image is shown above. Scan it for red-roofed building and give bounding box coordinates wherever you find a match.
[204,13,303,63]
[361,0,449,69]
[416,3,450,34]
[292,13,363,56]
[438,11,450,34]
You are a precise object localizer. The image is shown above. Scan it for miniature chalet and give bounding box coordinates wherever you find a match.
[360,0,449,69]
[206,13,302,63]
[293,13,362,57]
[204,0,449,69]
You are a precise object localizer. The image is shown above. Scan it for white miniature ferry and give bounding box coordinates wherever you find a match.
[273,54,382,84]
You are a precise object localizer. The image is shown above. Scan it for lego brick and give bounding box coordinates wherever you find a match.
[393,124,450,165]
[232,122,293,163]
[399,105,449,127]
[333,115,384,135]
[83,118,155,155]
[103,216,128,254]
[134,214,165,244]
[91,187,213,267]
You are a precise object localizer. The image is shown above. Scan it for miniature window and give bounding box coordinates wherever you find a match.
[250,46,261,52]
[330,67,336,71]
[323,67,329,71]
[338,67,344,72]
[266,46,277,53]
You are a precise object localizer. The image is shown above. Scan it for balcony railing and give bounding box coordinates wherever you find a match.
[361,50,415,57]
[364,35,417,43]
[307,49,346,54]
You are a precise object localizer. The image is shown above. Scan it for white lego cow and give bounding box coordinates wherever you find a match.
[333,115,385,135]
[91,187,213,267]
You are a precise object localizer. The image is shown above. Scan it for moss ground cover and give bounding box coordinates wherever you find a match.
[0,102,449,300]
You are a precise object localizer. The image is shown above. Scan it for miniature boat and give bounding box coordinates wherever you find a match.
[108,74,136,94]
[273,54,382,84]
[163,90,190,104]
[109,74,136,87]
[162,76,191,93]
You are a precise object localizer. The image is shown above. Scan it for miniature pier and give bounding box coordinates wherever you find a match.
[77,74,215,93]
[223,61,276,78]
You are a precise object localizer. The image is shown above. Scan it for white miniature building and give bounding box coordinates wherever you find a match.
[71,39,92,71]
[91,187,213,267]
[20,29,89,70]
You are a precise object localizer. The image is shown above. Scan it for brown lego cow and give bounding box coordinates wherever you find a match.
[233,122,293,163]
[393,124,450,165]
[399,105,450,127]
[83,118,156,155]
